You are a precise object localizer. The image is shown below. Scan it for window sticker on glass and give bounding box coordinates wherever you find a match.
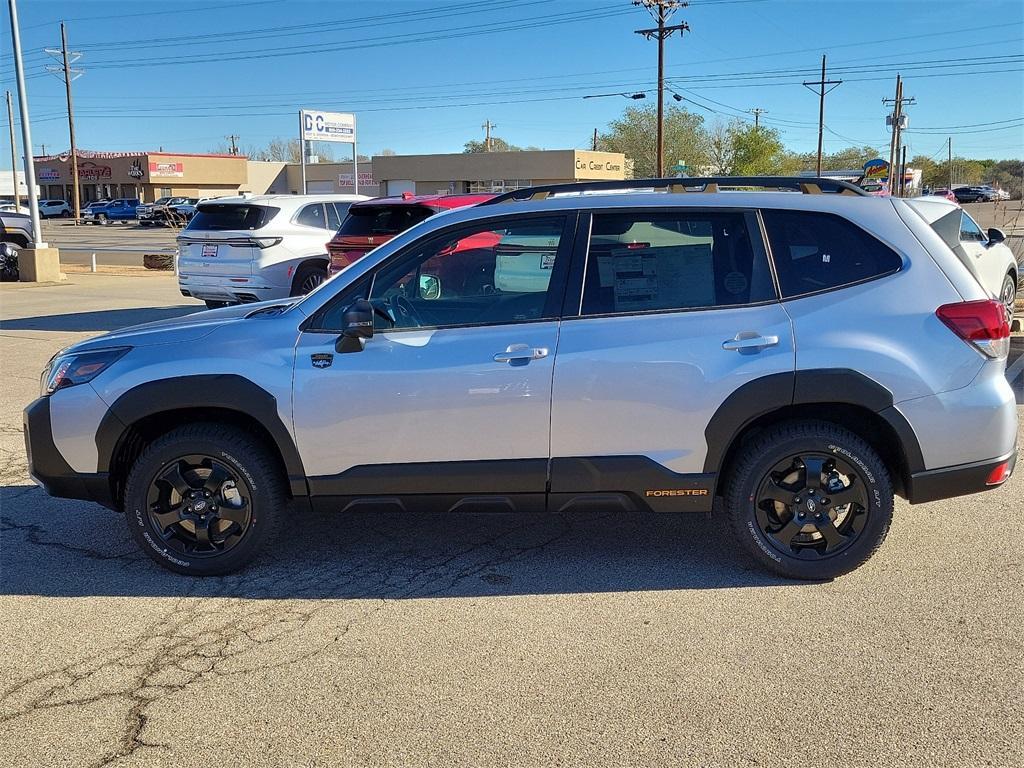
[607,244,714,312]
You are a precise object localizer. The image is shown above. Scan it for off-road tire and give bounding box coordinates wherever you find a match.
[123,423,287,575]
[724,420,893,580]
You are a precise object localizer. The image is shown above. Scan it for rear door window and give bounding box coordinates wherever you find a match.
[296,203,328,229]
[338,205,435,237]
[186,204,278,231]
[761,210,902,299]
[581,211,775,315]
[326,202,350,231]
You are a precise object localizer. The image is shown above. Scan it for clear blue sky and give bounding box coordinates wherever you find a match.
[1,0,1022,167]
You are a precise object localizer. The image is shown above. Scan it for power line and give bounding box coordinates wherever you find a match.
[20,1,275,31]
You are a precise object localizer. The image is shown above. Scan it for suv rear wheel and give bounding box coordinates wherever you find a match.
[123,424,286,575]
[725,420,893,580]
[1001,272,1017,323]
[291,264,327,296]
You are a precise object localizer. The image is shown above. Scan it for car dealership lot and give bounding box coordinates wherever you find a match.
[1,275,1022,767]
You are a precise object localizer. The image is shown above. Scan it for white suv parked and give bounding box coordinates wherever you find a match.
[177,194,368,308]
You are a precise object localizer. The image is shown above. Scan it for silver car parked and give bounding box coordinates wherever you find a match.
[24,177,1017,579]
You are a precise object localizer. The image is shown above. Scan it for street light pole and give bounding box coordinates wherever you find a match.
[6,0,44,246]
[6,90,20,208]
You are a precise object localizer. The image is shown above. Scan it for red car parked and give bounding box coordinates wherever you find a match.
[326,192,496,275]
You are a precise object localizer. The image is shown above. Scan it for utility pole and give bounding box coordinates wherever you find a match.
[226,134,240,155]
[45,22,83,223]
[803,55,842,177]
[948,137,953,191]
[481,120,496,152]
[6,91,20,208]
[900,144,907,197]
[592,127,598,151]
[883,76,915,196]
[633,0,688,178]
[7,0,43,246]
[749,107,767,129]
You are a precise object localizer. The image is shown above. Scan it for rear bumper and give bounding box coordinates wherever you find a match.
[178,274,282,303]
[23,396,114,509]
[906,450,1017,504]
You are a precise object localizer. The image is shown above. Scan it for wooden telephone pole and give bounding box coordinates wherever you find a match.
[45,22,83,222]
[633,0,689,178]
[481,120,496,152]
[803,55,842,177]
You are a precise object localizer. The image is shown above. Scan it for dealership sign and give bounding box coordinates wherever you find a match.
[149,161,184,177]
[78,162,112,180]
[863,158,889,179]
[339,172,374,185]
[38,167,60,182]
[302,110,356,144]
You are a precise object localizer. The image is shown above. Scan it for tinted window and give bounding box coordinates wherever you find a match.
[338,204,434,237]
[326,201,350,230]
[186,204,278,231]
[365,217,566,331]
[296,203,327,229]
[761,210,902,298]
[959,212,986,242]
[581,211,774,315]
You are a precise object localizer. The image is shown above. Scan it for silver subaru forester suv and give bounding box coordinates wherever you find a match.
[24,178,1017,579]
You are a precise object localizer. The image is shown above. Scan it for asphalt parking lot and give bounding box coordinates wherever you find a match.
[1,274,1022,768]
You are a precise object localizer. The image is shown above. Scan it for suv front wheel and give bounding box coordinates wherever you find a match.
[725,420,893,580]
[123,424,286,575]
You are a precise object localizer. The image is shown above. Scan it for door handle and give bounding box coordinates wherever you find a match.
[722,334,779,351]
[493,344,549,363]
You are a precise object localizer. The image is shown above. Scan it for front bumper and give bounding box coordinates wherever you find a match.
[906,449,1017,504]
[23,397,114,509]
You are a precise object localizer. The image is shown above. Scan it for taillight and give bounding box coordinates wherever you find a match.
[936,299,1010,359]
[986,461,1011,486]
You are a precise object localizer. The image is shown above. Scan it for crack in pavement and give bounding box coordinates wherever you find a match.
[1,506,590,766]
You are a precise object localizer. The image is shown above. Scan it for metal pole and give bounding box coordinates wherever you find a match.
[947,137,952,191]
[6,90,20,208]
[900,144,907,197]
[90,252,96,272]
[815,55,826,177]
[352,142,358,196]
[656,2,665,177]
[7,0,44,246]
[298,110,307,194]
[60,22,81,223]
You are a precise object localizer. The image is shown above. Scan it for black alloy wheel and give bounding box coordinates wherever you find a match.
[754,453,868,560]
[145,454,253,558]
[123,423,286,575]
[725,421,893,580]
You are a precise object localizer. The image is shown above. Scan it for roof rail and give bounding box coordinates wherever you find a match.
[479,176,869,205]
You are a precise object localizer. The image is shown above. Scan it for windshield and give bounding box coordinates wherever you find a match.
[186,204,279,231]
[336,204,434,237]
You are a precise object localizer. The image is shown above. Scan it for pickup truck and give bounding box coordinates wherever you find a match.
[137,196,189,226]
[82,198,141,225]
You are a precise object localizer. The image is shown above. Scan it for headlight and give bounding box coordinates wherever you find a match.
[41,347,130,396]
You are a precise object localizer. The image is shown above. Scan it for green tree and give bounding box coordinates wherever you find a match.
[463,137,521,153]
[731,124,786,175]
[596,104,707,178]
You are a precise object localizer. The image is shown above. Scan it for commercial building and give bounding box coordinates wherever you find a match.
[33,150,248,203]
[371,150,626,196]
[33,148,627,203]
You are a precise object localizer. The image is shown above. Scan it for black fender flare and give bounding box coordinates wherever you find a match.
[95,374,308,497]
[702,368,925,476]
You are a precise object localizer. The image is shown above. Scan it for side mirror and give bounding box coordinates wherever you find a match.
[419,274,441,300]
[987,227,1006,245]
[336,298,374,353]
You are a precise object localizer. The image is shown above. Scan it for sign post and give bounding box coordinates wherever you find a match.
[300,110,357,194]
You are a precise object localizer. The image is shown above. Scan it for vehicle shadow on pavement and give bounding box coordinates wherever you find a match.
[0,485,792,599]
[0,305,203,332]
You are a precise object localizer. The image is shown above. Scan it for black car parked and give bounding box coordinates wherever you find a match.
[953,186,995,203]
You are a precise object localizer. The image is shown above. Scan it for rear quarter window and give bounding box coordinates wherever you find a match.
[186,204,279,231]
[337,205,435,237]
[761,210,902,298]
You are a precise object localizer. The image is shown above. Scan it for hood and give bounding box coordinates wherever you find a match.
[70,298,301,352]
